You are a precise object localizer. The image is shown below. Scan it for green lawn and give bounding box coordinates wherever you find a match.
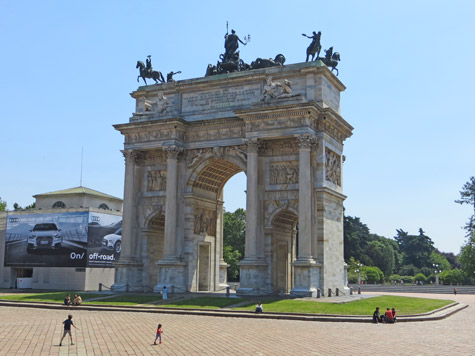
[160,297,246,309]
[0,292,105,303]
[0,293,452,315]
[233,296,453,315]
[83,295,162,306]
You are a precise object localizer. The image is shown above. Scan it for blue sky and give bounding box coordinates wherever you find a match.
[1,1,474,254]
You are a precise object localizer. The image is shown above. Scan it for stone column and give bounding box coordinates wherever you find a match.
[291,135,320,297]
[297,134,314,261]
[155,145,186,293]
[216,197,228,289]
[111,150,143,292]
[237,139,268,296]
[244,139,259,260]
[163,145,180,259]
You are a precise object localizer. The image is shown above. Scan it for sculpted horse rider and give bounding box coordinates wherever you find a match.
[321,47,341,76]
[136,55,165,85]
[302,31,322,61]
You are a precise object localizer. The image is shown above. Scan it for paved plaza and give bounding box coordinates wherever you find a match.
[0,292,473,356]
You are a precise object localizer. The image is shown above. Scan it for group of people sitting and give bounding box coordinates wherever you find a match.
[64,294,82,306]
[373,307,397,323]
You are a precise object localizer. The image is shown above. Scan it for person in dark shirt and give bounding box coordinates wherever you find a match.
[64,294,71,306]
[372,307,382,323]
[59,314,78,346]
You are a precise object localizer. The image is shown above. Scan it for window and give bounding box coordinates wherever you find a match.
[98,203,109,210]
[52,201,66,208]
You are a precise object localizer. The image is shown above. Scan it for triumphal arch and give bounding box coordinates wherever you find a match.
[112,59,353,296]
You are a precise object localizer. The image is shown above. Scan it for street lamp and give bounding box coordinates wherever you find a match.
[355,263,363,285]
[433,263,442,285]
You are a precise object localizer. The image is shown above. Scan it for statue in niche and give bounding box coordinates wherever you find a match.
[187,149,204,169]
[136,55,165,85]
[194,209,216,236]
[325,149,341,186]
[302,31,322,61]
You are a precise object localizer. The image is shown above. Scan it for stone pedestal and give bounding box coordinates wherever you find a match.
[237,259,269,296]
[111,259,144,292]
[290,260,321,297]
[219,262,229,290]
[153,258,187,293]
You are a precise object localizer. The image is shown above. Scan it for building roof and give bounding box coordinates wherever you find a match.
[33,186,122,201]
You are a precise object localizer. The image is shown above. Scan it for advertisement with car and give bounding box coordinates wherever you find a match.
[4,212,122,268]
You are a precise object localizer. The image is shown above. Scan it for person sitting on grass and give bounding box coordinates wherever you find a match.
[72,294,82,306]
[384,307,394,323]
[255,301,263,313]
[391,308,397,322]
[64,294,71,306]
[372,307,382,323]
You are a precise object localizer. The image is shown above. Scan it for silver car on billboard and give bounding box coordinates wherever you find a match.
[27,223,63,253]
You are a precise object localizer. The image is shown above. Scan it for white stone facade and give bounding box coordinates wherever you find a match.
[112,61,353,296]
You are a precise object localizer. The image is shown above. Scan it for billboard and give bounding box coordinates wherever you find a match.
[4,211,122,268]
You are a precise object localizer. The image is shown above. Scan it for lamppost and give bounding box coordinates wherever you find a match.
[433,263,442,285]
[355,263,363,285]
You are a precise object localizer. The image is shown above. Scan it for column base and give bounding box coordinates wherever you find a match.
[237,258,269,296]
[111,259,144,292]
[154,258,187,293]
[219,262,229,290]
[290,259,321,297]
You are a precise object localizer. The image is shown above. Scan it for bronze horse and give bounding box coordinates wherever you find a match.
[303,32,322,62]
[136,61,165,85]
[320,52,341,76]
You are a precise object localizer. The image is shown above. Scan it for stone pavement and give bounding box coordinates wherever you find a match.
[0,292,473,356]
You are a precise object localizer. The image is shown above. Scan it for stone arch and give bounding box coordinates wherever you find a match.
[52,201,66,208]
[269,209,298,293]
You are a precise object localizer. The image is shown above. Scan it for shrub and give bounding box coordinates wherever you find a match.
[414,273,427,283]
[440,269,465,285]
[363,266,384,284]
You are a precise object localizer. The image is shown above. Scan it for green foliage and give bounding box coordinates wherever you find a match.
[223,208,246,280]
[25,202,36,210]
[414,273,427,282]
[223,245,241,281]
[440,269,466,284]
[162,297,246,309]
[363,266,384,283]
[429,251,451,271]
[398,264,419,276]
[459,231,475,277]
[395,229,434,268]
[0,197,6,211]
[455,177,475,234]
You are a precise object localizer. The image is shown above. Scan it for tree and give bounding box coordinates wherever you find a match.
[13,203,21,211]
[0,197,6,211]
[363,266,384,284]
[223,208,246,280]
[395,228,434,268]
[455,177,475,234]
[440,269,465,285]
[459,231,475,277]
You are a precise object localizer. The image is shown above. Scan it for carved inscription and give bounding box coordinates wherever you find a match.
[182,87,260,112]
[147,170,167,191]
[325,148,341,186]
[270,162,299,185]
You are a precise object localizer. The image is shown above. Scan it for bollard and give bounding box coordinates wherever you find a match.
[226,286,230,297]
[328,288,332,297]
[234,284,237,291]
[336,288,339,297]
[350,287,353,295]
[317,288,321,298]
[99,283,102,292]
[171,285,175,294]
[358,286,361,294]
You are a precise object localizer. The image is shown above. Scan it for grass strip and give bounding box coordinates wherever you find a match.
[83,295,162,306]
[0,292,105,303]
[160,297,246,309]
[232,296,452,315]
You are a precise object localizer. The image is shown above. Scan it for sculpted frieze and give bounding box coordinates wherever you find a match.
[262,140,298,156]
[194,208,217,236]
[147,170,167,191]
[185,124,244,143]
[270,162,299,185]
[325,148,341,186]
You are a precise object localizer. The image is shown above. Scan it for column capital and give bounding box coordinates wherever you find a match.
[296,134,317,149]
[121,150,145,164]
[243,138,260,154]
[164,145,184,159]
